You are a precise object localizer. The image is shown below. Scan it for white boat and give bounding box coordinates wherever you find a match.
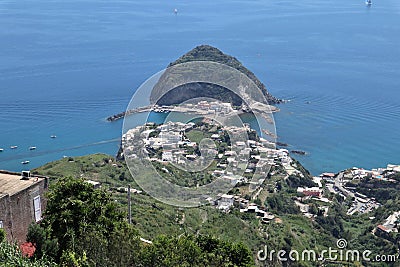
[174,8,178,14]
[0,148,3,152]
[29,146,37,150]
[50,135,57,138]
[10,146,18,149]
[366,0,372,5]
[21,160,30,165]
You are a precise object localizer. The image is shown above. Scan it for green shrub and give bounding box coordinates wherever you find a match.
[0,228,6,242]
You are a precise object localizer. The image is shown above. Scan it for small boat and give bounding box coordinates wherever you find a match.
[174,8,178,15]
[10,146,18,149]
[366,0,372,5]
[50,135,57,139]
[29,146,37,150]
[0,148,4,152]
[21,160,30,165]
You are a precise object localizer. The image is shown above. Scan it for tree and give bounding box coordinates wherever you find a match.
[43,177,124,251]
[139,234,254,267]
[139,235,201,267]
[32,176,254,266]
[265,194,299,214]
[60,250,90,267]
[34,176,143,266]
[27,223,59,260]
[253,198,262,206]
[197,235,253,267]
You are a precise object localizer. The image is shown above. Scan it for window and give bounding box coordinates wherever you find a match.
[0,220,3,228]
[33,196,42,222]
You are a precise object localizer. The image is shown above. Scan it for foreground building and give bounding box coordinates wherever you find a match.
[0,170,48,243]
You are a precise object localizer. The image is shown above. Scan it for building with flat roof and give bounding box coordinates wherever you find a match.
[297,187,323,198]
[0,170,48,243]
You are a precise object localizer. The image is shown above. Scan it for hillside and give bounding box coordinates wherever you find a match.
[32,154,325,266]
[33,152,400,266]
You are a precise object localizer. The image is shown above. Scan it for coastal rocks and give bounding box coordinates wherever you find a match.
[291,150,307,156]
[107,112,125,122]
[276,142,288,147]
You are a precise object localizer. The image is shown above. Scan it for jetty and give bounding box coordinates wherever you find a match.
[106,105,166,122]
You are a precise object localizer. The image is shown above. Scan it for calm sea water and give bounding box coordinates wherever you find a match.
[1,0,399,174]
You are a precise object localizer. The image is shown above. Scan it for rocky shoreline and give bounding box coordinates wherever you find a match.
[291,150,307,155]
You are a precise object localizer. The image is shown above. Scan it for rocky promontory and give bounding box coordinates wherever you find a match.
[150,45,283,106]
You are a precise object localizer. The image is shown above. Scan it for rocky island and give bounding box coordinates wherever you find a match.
[151,45,283,106]
[107,45,282,122]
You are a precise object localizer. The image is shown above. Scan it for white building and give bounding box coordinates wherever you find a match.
[162,151,173,162]
[218,194,234,211]
[159,132,182,143]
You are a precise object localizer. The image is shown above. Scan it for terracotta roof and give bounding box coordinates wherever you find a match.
[377,225,389,232]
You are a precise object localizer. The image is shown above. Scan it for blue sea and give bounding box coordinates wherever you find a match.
[1,0,399,175]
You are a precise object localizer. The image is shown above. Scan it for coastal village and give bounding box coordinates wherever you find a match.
[1,100,400,249]
[120,100,400,234]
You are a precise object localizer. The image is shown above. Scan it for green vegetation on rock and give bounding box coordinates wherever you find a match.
[150,45,282,106]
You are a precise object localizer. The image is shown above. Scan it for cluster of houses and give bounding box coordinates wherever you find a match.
[188,100,234,115]
[123,119,296,188]
[295,164,400,221]
[213,193,275,223]
[146,122,194,150]
[310,163,400,217]
[349,164,400,182]
[121,119,306,224]
[292,163,400,220]
[152,101,235,116]
[123,122,196,162]
[86,114,400,232]
[376,211,400,234]
[294,165,396,219]
[295,180,331,218]
[123,122,185,160]
[318,171,381,215]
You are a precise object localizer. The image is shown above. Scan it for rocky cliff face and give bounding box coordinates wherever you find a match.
[150,45,282,106]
